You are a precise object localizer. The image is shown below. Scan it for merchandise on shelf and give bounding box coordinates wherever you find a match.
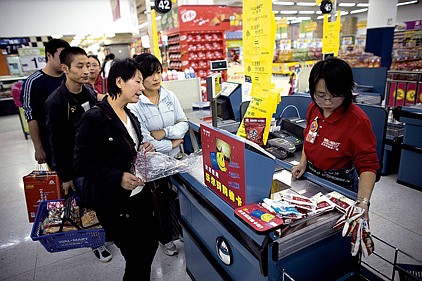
[390,22,422,71]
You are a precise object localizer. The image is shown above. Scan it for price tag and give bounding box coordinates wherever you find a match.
[18,47,46,72]
[154,0,172,14]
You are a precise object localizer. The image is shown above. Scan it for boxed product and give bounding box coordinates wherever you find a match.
[23,171,63,222]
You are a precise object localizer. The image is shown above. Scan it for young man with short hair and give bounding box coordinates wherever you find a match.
[45,46,112,263]
[22,38,70,167]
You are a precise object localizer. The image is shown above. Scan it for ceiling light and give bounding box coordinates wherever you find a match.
[299,10,315,14]
[316,11,322,14]
[275,16,282,20]
[339,3,356,7]
[356,3,369,7]
[397,1,418,6]
[273,1,295,5]
[317,14,331,19]
[156,16,162,20]
[285,16,297,20]
[350,8,368,14]
[298,16,312,20]
[296,2,317,6]
[279,10,298,14]
[340,11,349,15]
[273,11,279,14]
[138,22,148,28]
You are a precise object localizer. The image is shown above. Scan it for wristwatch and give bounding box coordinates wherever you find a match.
[356,197,370,207]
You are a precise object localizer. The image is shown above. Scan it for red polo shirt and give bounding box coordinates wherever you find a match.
[304,102,379,175]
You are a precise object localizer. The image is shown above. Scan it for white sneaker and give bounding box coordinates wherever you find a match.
[160,241,178,256]
[92,245,113,263]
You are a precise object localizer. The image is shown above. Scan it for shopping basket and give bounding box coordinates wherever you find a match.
[30,199,105,253]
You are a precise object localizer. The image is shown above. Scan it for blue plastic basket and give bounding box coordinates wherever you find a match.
[30,199,105,253]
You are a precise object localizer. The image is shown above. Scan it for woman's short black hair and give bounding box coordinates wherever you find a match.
[308,57,354,109]
[107,59,144,99]
[133,53,162,79]
[88,55,100,65]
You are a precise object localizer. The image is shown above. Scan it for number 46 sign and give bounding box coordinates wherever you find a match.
[18,47,47,72]
[154,0,172,14]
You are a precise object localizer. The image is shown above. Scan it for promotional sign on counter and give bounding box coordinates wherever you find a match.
[201,124,246,208]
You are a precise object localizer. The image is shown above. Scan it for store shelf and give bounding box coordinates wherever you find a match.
[167,31,227,80]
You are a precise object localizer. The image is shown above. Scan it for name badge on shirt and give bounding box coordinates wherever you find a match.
[305,116,318,144]
[81,101,90,112]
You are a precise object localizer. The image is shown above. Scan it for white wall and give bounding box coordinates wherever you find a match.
[0,0,139,37]
[396,2,422,24]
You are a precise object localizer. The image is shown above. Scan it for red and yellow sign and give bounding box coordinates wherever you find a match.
[388,82,422,107]
[201,124,246,208]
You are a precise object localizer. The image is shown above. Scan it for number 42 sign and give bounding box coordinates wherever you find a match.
[154,0,172,14]
[18,47,47,72]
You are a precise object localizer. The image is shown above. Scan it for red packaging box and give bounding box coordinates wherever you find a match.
[23,171,63,222]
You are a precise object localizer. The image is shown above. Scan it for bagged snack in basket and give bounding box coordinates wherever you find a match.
[41,199,81,234]
[244,117,266,146]
[81,209,101,229]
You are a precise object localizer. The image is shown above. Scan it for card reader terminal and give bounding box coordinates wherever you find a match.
[267,138,296,154]
[270,130,303,149]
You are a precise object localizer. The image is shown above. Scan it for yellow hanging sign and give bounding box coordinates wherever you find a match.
[322,11,341,56]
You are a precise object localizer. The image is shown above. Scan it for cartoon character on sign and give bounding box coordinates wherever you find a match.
[210,138,231,172]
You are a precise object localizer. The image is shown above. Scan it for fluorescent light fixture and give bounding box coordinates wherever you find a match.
[273,1,295,5]
[339,3,356,7]
[296,2,317,6]
[298,16,312,20]
[280,10,298,14]
[350,8,368,14]
[273,10,279,14]
[275,16,282,20]
[317,14,331,19]
[299,10,315,14]
[397,1,418,6]
[156,16,162,20]
[357,3,369,7]
[286,16,298,20]
[340,11,349,15]
[316,10,322,14]
[138,22,148,28]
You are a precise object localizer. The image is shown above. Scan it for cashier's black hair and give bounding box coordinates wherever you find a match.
[107,59,144,99]
[309,58,354,110]
[44,38,70,62]
[134,53,163,79]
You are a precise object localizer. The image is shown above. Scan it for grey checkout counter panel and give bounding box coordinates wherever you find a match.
[171,121,364,281]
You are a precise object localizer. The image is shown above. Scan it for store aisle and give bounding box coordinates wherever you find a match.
[0,113,421,281]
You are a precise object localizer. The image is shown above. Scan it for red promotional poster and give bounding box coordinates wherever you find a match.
[200,124,246,209]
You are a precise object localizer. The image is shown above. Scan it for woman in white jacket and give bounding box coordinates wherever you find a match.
[128,54,188,158]
[128,53,188,256]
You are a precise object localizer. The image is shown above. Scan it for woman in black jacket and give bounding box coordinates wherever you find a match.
[74,59,157,281]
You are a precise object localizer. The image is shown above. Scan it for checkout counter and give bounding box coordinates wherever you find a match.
[171,81,387,280]
[171,123,360,281]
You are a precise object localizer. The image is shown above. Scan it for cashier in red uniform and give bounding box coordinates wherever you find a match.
[291,58,379,218]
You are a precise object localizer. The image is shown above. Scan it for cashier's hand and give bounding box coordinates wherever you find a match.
[121,172,144,190]
[140,141,155,152]
[355,202,370,221]
[62,180,76,195]
[291,163,307,179]
[150,129,166,140]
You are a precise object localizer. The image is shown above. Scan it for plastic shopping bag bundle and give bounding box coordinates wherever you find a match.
[133,150,202,182]
[333,205,374,257]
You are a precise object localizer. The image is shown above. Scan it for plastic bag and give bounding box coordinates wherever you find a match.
[134,150,202,182]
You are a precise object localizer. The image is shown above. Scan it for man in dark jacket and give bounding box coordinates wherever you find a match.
[45,46,112,263]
